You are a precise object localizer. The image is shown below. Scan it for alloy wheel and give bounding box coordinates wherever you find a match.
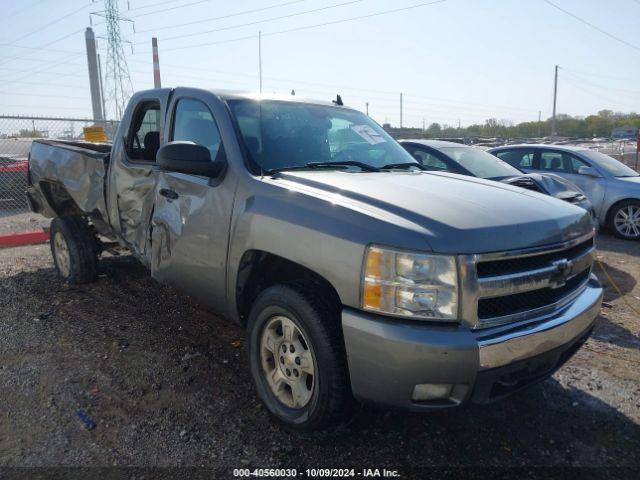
[53,231,71,277]
[260,315,315,409]
[614,205,640,239]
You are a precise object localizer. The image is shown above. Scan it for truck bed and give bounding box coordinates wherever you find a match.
[28,139,113,233]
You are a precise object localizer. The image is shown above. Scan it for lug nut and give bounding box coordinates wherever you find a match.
[285,369,291,376]
[280,356,284,364]
[295,357,301,365]
[282,344,287,352]
[289,345,295,353]
[293,369,299,377]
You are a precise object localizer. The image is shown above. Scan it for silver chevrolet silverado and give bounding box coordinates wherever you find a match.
[27,88,603,432]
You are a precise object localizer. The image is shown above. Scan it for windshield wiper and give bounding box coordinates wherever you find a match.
[267,160,380,174]
[380,162,427,171]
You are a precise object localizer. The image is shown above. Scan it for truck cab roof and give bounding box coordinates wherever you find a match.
[136,87,348,109]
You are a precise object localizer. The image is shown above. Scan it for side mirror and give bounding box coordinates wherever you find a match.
[157,141,226,178]
[578,165,601,178]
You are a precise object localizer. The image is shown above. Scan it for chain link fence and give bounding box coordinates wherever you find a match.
[0,116,118,236]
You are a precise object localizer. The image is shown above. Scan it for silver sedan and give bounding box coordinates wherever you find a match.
[489,144,640,240]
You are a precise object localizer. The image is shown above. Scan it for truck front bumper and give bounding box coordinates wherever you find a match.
[342,275,603,410]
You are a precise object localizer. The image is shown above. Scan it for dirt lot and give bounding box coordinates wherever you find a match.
[0,231,638,475]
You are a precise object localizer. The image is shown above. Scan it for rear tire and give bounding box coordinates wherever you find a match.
[50,215,98,284]
[247,284,353,433]
[608,200,640,240]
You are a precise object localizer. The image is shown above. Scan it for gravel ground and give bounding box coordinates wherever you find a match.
[0,211,49,236]
[0,232,638,475]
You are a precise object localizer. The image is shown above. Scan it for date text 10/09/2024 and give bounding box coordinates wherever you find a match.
[232,468,402,478]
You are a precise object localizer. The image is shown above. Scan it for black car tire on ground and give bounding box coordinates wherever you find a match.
[247,284,353,433]
[50,215,99,284]
[608,199,640,240]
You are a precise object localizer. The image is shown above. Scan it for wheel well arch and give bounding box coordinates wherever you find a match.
[38,180,83,217]
[235,250,342,326]
[605,197,640,225]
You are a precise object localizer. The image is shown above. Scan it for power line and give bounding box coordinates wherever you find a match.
[562,67,638,83]
[0,29,85,68]
[0,66,87,79]
[156,0,365,43]
[127,0,207,13]
[134,0,309,35]
[0,54,84,66]
[562,71,640,97]
[3,2,91,45]
[561,77,637,110]
[0,54,85,84]
[542,0,640,53]
[142,0,449,53]
[127,57,538,115]
[130,0,211,18]
[0,40,80,55]
[0,91,89,100]
[0,103,90,112]
[0,0,47,22]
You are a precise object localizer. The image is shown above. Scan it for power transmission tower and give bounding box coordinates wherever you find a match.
[91,0,134,120]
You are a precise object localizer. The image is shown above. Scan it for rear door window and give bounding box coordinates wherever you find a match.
[495,149,535,168]
[539,151,567,172]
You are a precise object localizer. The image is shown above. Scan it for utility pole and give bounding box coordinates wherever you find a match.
[551,65,559,138]
[422,118,425,131]
[258,31,263,93]
[97,54,106,119]
[365,102,369,116]
[152,37,161,88]
[84,27,104,121]
[399,93,403,128]
[537,110,541,137]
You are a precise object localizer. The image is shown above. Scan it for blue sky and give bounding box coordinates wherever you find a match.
[1,0,639,127]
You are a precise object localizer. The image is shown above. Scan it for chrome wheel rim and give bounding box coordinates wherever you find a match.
[614,205,640,238]
[53,231,71,277]
[260,315,315,409]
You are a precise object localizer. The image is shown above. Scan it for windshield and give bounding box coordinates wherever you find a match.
[228,99,417,172]
[440,146,523,178]
[580,150,639,177]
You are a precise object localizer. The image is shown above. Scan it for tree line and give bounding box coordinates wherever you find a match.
[423,110,640,138]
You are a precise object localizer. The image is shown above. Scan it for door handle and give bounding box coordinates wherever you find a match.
[159,188,179,200]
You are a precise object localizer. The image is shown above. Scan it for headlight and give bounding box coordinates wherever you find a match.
[361,245,458,321]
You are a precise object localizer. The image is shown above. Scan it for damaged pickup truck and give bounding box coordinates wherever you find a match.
[28,88,603,432]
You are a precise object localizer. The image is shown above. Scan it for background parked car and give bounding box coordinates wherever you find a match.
[399,139,594,218]
[488,145,640,240]
[0,155,29,210]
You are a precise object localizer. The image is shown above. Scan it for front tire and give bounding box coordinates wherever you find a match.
[608,200,640,240]
[50,215,98,284]
[247,285,353,433]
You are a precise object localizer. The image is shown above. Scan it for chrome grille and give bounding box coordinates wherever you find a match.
[458,232,595,328]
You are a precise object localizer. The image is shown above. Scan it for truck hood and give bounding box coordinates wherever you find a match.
[271,170,593,253]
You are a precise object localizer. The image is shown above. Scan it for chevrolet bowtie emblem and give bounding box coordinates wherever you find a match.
[550,258,571,289]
